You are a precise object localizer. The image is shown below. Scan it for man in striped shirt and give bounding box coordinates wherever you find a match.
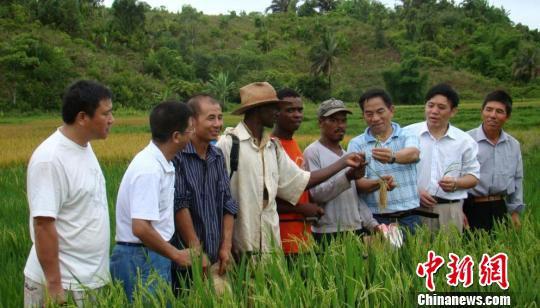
[171,95,238,294]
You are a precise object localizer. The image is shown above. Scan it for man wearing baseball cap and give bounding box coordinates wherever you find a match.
[216,82,366,257]
[304,98,383,244]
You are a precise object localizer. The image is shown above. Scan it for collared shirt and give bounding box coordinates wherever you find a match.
[347,122,420,213]
[304,140,380,233]
[172,141,238,263]
[217,122,310,253]
[468,125,525,213]
[115,141,176,243]
[405,121,480,200]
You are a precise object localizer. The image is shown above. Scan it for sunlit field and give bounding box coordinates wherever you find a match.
[1,101,539,306]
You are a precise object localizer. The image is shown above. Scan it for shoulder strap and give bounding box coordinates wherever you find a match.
[228,133,240,179]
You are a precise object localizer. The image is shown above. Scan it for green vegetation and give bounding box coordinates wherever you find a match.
[1,0,540,113]
[1,102,539,306]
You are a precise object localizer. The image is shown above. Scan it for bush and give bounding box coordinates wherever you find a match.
[297,74,330,102]
[382,57,428,104]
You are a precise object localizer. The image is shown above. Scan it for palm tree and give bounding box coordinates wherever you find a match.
[265,0,290,13]
[512,48,539,83]
[205,72,236,109]
[310,32,339,93]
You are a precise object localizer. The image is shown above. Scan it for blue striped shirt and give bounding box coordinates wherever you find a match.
[347,122,420,213]
[172,142,238,263]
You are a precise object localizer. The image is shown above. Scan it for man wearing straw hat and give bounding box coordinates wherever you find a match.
[217,82,366,257]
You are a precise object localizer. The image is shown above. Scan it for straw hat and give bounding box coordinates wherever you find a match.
[231,82,285,115]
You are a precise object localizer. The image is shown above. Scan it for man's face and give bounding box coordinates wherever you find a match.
[425,94,457,130]
[193,99,223,142]
[86,98,114,140]
[319,111,347,143]
[482,101,509,131]
[362,97,394,137]
[276,96,303,133]
[259,103,280,128]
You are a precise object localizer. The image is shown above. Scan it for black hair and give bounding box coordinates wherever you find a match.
[186,93,221,117]
[358,88,393,111]
[482,90,512,116]
[425,83,459,108]
[62,80,112,124]
[277,88,301,100]
[150,101,193,143]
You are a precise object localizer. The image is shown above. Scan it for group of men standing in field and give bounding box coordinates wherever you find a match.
[23,79,524,306]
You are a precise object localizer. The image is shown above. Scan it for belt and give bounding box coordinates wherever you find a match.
[473,195,504,203]
[374,208,439,219]
[116,241,144,247]
[280,217,319,223]
[434,196,461,204]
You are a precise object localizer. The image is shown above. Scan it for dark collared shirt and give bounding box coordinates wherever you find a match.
[172,141,238,263]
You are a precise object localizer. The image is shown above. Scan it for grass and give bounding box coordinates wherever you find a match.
[1,100,539,306]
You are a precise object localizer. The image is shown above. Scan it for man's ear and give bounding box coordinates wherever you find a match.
[171,131,181,144]
[75,111,88,126]
[450,107,458,118]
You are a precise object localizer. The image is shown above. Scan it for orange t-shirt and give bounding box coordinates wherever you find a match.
[275,137,311,254]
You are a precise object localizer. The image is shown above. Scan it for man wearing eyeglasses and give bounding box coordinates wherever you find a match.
[110,101,201,300]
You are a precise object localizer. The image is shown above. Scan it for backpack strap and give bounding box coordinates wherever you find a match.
[228,133,240,179]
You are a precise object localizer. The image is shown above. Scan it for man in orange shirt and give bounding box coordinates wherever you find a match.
[272,88,324,255]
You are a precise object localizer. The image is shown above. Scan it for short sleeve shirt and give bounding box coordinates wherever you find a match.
[115,141,176,243]
[24,130,110,290]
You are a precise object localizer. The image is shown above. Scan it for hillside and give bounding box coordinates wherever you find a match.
[1,0,539,112]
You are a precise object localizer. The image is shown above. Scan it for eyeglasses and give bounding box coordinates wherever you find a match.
[181,127,195,135]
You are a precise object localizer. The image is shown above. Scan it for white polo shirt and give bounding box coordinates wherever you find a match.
[24,130,110,290]
[115,141,175,243]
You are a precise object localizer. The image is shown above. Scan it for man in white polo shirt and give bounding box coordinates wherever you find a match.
[24,80,114,306]
[405,83,480,233]
[110,101,199,300]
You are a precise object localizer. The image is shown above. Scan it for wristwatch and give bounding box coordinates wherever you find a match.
[389,152,396,164]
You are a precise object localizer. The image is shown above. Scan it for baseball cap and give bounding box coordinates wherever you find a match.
[318,98,352,117]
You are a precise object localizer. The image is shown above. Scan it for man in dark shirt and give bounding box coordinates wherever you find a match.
[171,95,238,294]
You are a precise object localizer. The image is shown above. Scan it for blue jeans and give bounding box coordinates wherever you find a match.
[375,214,421,238]
[110,244,171,301]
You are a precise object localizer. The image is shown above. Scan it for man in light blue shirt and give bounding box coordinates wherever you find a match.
[348,89,421,233]
[464,90,524,232]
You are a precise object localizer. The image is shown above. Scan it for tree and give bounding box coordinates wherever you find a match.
[111,0,147,36]
[34,0,83,34]
[382,57,428,104]
[265,0,290,13]
[512,47,539,83]
[205,72,236,109]
[317,0,338,13]
[0,35,75,110]
[310,31,339,94]
[297,0,317,16]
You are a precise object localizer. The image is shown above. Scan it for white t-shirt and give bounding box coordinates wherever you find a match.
[24,130,110,290]
[114,141,175,243]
